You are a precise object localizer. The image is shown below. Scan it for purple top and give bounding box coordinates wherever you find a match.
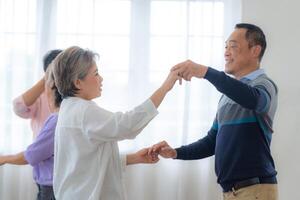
[24,113,58,186]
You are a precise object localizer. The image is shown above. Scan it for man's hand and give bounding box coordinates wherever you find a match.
[172,60,208,81]
[148,141,177,159]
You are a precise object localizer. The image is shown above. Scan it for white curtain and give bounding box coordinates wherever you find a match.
[0,0,241,199]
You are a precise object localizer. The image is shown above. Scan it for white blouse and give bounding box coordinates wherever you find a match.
[53,97,158,200]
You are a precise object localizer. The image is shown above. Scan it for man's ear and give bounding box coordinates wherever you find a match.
[252,45,262,59]
[73,79,82,90]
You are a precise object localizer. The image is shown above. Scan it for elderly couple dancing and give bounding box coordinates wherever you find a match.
[1,23,278,200]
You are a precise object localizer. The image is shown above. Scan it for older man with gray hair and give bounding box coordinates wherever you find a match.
[150,23,278,200]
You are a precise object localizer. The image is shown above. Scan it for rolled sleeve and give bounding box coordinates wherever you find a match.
[24,115,56,166]
[13,95,38,119]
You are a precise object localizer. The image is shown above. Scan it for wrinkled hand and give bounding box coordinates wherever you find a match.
[171,60,208,81]
[161,69,183,92]
[135,148,159,164]
[148,141,177,159]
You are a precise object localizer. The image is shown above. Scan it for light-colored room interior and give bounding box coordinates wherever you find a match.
[0,0,299,199]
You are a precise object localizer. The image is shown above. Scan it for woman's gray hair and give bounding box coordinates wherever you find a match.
[45,63,63,107]
[52,46,98,98]
[45,63,55,88]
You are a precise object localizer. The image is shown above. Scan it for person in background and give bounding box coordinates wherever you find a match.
[1,63,163,200]
[52,46,181,200]
[13,49,62,138]
[0,66,62,200]
[149,23,278,200]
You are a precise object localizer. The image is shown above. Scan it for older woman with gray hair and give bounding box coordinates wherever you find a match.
[52,46,181,200]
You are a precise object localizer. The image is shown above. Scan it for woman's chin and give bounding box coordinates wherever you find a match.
[96,92,101,98]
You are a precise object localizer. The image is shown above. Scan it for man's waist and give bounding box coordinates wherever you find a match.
[221,176,277,192]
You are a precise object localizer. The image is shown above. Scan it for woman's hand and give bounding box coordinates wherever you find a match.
[148,141,177,159]
[126,148,159,165]
[171,60,208,81]
[160,70,182,93]
[150,70,181,108]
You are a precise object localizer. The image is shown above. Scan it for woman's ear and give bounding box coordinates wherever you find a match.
[74,79,82,90]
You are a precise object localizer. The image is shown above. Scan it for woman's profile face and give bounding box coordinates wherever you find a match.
[76,63,103,100]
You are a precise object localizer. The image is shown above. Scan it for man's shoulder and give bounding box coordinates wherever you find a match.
[251,74,278,94]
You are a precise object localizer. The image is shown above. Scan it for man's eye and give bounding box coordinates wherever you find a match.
[225,44,237,49]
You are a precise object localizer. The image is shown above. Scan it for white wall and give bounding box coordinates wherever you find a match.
[242,0,300,199]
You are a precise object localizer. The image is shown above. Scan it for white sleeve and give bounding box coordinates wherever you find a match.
[120,154,127,173]
[82,99,158,142]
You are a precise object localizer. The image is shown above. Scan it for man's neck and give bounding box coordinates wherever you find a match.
[234,65,260,80]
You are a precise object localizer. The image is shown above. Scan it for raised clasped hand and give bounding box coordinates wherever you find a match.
[171,60,208,81]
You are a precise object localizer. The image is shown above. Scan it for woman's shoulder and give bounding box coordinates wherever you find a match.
[62,97,95,107]
[60,97,98,119]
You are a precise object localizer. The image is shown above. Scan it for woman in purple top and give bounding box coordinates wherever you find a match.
[0,68,62,200]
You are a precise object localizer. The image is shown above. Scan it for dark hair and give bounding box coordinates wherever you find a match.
[235,23,267,61]
[43,49,63,72]
[45,66,63,108]
[52,83,63,108]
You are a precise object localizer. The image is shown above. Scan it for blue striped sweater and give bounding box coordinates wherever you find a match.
[175,67,278,191]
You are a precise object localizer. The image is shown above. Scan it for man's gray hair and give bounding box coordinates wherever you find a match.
[52,46,98,98]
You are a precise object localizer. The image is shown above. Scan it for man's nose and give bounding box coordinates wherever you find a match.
[224,49,230,57]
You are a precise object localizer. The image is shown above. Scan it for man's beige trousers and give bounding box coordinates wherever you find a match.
[223,184,278,200]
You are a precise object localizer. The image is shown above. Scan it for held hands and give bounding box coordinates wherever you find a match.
[161,59,208,91]
[160,69,183,93]
[150,68,182,108]
[172,60,208,81]
[127,148,160,165]
[128,141,176,165]
[148,141,177,159]
[150,60,206,108]
[136,148,159,163]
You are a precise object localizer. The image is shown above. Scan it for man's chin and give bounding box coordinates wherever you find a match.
[224,65,231,74]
